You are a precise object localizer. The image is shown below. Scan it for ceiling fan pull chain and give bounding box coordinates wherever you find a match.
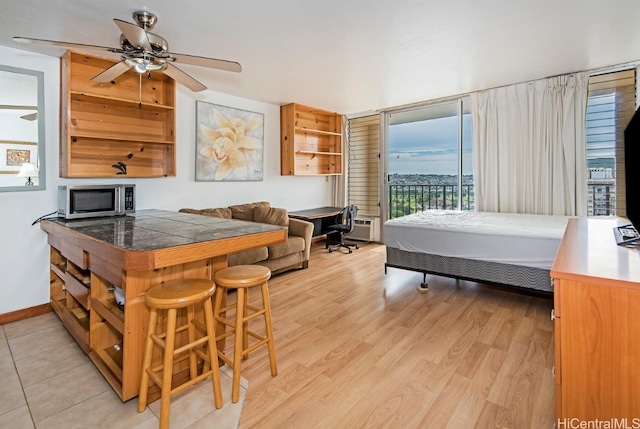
[138,72,142,109]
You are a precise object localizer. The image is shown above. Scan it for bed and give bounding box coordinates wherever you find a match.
[383,210,571,293]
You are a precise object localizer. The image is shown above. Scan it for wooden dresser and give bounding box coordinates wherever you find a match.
[551,217,640,419]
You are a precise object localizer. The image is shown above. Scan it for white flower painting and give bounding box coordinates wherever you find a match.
[196,101,264,181]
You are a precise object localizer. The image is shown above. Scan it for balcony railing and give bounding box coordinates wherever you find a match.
[388,184,474,219]
[388,182,614,219]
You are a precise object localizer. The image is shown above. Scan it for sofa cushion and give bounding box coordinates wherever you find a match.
[229,202,270,221]
[229,246,269,266]
[254,206,289,227]
[257,252,303,273]
[201,207,232,219]
[268,236,305,260]
[178,208,203,215]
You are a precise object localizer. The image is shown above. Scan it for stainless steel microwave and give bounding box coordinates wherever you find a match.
[58,184,135,219]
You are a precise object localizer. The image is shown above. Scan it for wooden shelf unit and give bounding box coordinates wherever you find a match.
[48,246,91,353]
[280,103,343,176]
[60,50,176,178]
[90,283,125,395]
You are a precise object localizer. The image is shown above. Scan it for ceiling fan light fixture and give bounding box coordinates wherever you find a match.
[124,57,167,74]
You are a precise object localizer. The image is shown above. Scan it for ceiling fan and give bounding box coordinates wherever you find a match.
[13,10,242,92]
[0,105,37,121]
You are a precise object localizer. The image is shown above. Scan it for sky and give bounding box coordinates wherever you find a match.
[387,93,618,177]
[388,114,473,176]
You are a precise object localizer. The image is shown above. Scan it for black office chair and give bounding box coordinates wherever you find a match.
[325,205,360,253]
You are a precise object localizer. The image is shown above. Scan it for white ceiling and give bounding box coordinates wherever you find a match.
[1,0,639,115]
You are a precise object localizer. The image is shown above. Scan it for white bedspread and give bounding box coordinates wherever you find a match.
[384,210,571,269]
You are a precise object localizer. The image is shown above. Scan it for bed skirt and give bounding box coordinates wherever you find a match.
[385,246,553,294]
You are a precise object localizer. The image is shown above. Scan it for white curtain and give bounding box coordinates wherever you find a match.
[470,73,589,216]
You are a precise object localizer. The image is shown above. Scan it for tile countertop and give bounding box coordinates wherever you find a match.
[47,209,286,251]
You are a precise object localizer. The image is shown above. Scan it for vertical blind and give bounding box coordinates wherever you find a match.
[347,115,380,216]
[586,69,636,217]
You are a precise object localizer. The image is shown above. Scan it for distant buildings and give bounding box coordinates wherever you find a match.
[388,173,473,185]
[389,171,615,217]
[588,167,616,216]
[388,174,475,217]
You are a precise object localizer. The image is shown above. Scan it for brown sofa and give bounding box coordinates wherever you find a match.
[179,202,314,275]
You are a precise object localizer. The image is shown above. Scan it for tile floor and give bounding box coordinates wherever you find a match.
[0,312,246,429]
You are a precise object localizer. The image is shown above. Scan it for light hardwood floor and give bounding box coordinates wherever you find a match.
[0,241,555,428]
[236,242,556,428]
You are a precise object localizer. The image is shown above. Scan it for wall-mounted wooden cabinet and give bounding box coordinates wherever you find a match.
[280,103,343,176]
[60,50,176,178]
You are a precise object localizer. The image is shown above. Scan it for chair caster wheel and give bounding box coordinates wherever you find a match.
[417,283,429,292]
[355,244,360,249]
[348,249,352,253]
[328,248,333,253]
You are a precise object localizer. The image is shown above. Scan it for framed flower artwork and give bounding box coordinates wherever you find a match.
[195,101,264,181]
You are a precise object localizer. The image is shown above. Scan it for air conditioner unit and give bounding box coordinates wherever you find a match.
[346,218,373,242]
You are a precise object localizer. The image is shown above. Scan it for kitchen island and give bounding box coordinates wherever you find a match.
[41,210,287,402]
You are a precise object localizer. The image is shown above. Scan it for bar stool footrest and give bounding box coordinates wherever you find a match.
[216,351,233,367]
[242,337,270,357]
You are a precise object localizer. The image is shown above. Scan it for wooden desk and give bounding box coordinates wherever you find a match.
[41,210,287,401]
[551,217,640,419]
[288,206,343,237]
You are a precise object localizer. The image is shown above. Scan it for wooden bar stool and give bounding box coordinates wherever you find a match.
[213,265,277,403]
[138,279,223,429]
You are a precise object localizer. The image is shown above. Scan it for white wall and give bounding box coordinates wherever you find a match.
[0,45,333,315]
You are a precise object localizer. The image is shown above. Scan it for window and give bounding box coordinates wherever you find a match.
[347,115,380,216]
[586,69,636,217]
[386,98,473,219]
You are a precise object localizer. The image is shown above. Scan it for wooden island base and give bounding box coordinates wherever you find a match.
[42,210,286,401]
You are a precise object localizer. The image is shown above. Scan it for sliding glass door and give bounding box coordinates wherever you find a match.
[386,98,473,219]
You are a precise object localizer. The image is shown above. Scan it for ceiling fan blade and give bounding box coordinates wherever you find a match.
[0,104,37,110]
[163,63,207,92]
[21,113,38,121]
[165,52,242,73]
[13,37,123,54]
[114,19,152,51]
[91,61,133,82]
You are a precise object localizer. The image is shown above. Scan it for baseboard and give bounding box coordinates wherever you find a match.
[311,234,327,243]
[0,303,52,325]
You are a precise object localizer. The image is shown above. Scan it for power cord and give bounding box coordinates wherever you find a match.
[31,210,58,226]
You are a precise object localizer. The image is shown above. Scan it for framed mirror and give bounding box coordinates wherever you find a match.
[0,65,45,192]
